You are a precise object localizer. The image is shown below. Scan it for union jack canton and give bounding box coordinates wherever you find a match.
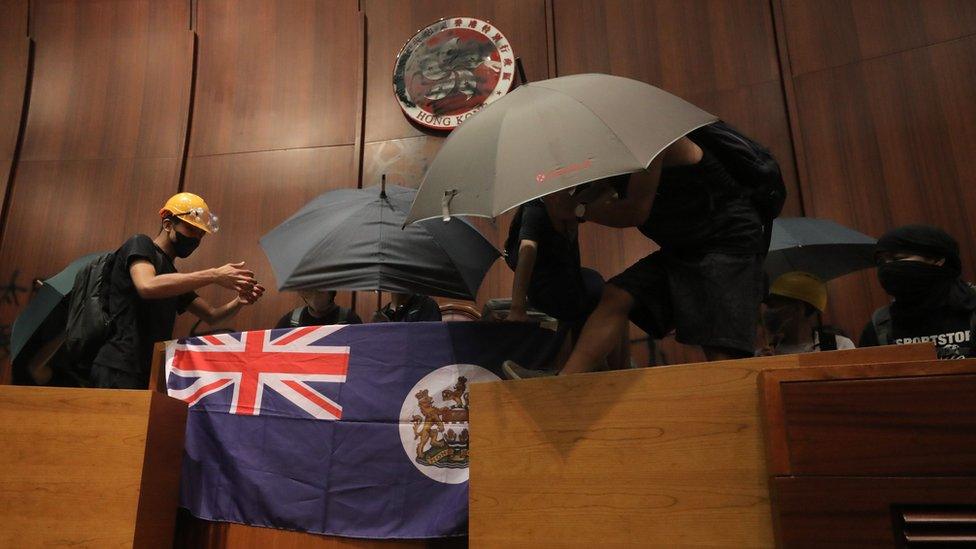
[165,326,350,420]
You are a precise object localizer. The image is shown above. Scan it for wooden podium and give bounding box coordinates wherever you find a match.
[0,386,187,548]
[467,344,949,547]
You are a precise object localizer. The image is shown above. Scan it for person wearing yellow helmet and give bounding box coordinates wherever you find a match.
[89,192,265,389]
[758,271,854,355]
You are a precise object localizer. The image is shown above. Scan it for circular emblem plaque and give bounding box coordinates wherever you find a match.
[398,364,499,484]
[393,17,516,131]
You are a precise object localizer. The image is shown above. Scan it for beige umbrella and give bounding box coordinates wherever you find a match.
[404,73,717,224]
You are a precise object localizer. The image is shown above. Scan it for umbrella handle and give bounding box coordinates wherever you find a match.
[442,189,458,222]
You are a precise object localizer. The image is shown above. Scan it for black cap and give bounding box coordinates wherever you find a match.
[876,224,961,272]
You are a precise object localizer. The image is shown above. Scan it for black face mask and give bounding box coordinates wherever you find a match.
[877,261,954,306]
[170,229,201,258]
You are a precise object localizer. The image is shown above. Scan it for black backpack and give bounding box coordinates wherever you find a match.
[64,252,117,365]
[688,121,787,248]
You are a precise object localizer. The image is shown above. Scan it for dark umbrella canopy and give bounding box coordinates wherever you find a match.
[10,251,105,361]
[765,218,876,282]
[260,185,500,300]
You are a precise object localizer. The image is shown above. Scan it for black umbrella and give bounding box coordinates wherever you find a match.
[260,183,500,300]
[765,217,876,281]
[10,251,105,362]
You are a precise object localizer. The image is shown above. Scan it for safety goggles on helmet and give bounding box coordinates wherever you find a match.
[174,207,220,234]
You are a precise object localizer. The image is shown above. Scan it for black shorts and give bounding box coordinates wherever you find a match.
[529,267,604,325]
[609,250,764,355]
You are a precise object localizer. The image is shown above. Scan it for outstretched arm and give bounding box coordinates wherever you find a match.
[507,240,538,322]
[186,284,265,324]
[129,260,257,300]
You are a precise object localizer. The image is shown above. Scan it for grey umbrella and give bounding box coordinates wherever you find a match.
[766,217,876,281]
[404,73,717,224]
[260,184,500,300]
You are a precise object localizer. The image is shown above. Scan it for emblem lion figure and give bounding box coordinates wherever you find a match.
[410,389,447,460]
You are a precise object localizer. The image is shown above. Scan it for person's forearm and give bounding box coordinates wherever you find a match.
[136,269,216,300]
[197,298,243,325]
[510,242,537,312]
[584,155,663,228]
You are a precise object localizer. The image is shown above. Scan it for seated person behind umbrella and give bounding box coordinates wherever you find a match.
[505,135,768,379]
[373,292,442,322]
[758,271,855,355]
[859,225,976,359]
[275,289,361,329]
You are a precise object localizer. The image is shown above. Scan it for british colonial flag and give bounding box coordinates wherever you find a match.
[165,326,350,420]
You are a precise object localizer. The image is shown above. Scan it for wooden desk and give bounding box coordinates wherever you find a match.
[468,344,934,548]
[0,385,187,547]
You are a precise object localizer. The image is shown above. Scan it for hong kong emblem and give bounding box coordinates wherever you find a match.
[393,17,517,131]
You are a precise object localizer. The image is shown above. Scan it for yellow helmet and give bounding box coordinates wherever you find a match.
[159,192,219,234]
[769,271,827,313]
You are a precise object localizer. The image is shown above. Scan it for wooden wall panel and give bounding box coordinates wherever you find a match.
[788,34,976,340]
[782,0,976,76]
[176,147,358,333]
[190,0,359,156]
[20,0,192,161]
[0,0,28,217]
[178,0,361,335]
[0,0,192,381]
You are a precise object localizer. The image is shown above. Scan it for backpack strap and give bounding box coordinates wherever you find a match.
[289,307,304,327]
[872,306,893,346]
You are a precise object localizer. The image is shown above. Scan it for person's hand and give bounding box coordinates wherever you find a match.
[238,283,265,305]
[505,308,529,322]
[212,261,256,292]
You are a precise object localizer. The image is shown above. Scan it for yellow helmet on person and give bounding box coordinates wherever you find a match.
[769,271,827,313]
[159,192,219,234]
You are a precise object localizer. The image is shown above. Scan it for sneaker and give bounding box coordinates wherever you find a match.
[502,360,556,380]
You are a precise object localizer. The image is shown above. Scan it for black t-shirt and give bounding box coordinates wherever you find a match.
[92,234,197,377]
[274,305,362,329]
[859,306,975,359]
[639,148,763,254]
[380,294,442,322]
[504,200,581,289]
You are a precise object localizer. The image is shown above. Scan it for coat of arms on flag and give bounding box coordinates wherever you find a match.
[166,322,561,539]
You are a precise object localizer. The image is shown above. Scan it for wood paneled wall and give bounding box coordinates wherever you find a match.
[0,0,28,217]
[779,0,976,339]
[0,0,193,382]
[1,0,975,380]
[174,0,361,334]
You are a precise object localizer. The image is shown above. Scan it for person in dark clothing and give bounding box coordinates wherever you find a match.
[505,136,767,379]
[274,290,362,329]
[503,194,604,325]
[373,293,442,322]
[858,225,976,359]
[90,193,265,389]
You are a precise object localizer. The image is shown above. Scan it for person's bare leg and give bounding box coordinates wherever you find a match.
[560,285,634,375]
[606,321,632,370]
